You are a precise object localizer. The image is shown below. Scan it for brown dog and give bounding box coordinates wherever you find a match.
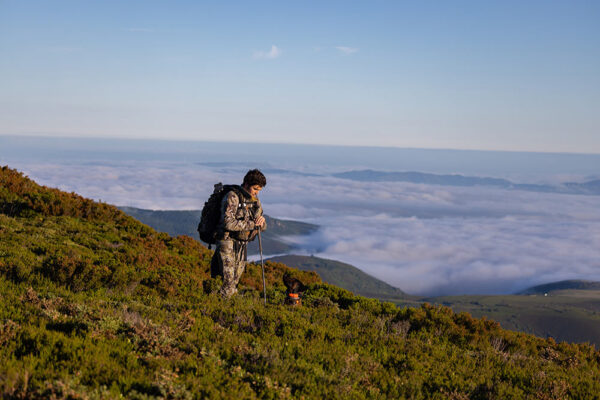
[283,273,307,306]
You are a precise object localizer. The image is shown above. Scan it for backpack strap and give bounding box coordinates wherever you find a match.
[227,185,257,214]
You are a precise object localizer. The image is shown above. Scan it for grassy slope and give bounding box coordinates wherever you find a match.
[264,256,600,347]
[119,207,317,256]
[2,166,600,399]
[267,254,408,302]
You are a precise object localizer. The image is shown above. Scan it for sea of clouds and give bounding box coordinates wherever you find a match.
[3,139,599,296]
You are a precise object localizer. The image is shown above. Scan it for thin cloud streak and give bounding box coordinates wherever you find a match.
[44,46,82,54]
[335,46,358,55]
[127,28,154,33]
[253,45,281,59]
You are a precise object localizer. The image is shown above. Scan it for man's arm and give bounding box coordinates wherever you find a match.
[255,199,267,232]
[221,191,255,232]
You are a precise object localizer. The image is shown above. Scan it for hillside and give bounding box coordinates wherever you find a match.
[267,255,409,302]
[429,292,600,347]
[119,207,318,256]
[2,166,600,398]
[519,280,600,295]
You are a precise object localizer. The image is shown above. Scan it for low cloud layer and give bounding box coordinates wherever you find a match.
[6,157,600,296]
[293,214,600,296]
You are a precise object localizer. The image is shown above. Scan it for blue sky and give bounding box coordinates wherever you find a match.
[1,0,599,152]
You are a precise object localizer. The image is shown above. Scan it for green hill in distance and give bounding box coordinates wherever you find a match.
[119,207,317,256]
[428,286,600,347]
[267,254,411,303]
[2,165,600,398]
[519,279,600,295]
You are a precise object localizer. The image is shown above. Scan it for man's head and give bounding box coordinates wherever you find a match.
[242,169,266,197]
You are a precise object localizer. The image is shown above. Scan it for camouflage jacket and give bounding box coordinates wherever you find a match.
[219,188,266,242]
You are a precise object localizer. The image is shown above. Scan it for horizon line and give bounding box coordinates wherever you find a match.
[1,133,600,157]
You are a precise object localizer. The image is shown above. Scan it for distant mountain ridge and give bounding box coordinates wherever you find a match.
[119,207,318,255]
[519,280,600,295]
[333,169,600,195]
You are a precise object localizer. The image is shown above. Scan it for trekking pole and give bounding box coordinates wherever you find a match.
[258,230,267,305]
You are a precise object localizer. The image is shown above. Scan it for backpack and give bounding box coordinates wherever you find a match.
[197,183,244,248]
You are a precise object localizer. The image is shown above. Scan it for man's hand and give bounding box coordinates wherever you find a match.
[255,215,266,228]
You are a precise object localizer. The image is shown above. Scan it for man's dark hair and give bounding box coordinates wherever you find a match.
[243,169,267,188]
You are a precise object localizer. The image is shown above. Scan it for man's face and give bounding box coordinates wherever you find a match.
[246,184,263,197]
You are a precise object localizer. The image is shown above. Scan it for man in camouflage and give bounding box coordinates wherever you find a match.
[211,169,267,298]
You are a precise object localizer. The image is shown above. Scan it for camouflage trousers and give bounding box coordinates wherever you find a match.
[210,239,247,298]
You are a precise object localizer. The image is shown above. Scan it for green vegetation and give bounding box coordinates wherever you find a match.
[266,253,600,346]
[2,166,600,399]
[268,254,409,302]
[119,207,318,256]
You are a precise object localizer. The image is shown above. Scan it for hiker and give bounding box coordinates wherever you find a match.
[210,169,267,298]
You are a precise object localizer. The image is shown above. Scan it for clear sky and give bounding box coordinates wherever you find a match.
[1,0,599,153]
